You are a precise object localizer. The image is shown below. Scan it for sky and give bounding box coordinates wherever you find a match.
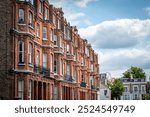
[50,0,150,78]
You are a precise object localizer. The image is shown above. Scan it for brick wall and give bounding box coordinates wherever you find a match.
[0,0,14,99]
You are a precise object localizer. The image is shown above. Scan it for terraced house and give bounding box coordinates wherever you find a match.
[0,0,100,100]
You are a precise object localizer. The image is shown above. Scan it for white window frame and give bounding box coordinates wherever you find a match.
[67,64,70,75]
[50,29,53,41]
[60,36,62,48]
[43,27,47,40]
[91,64,94,72]
[36,24,40,37]
[81,57,84,66]
[28,80,32,100]
[58,19,61,29]
[60,59,62,75]
[36,51,40,66]
[54,56,57,74]
[38,1,42,13]
[19,9,25,24]
[18,80,24,100]
[29,11,33,26]
[28,43,32,64]
[44,7,49,20]
[54,35,58,46]
[67,44,70,54]
[53,14,56,25]
[43,53,47,69]
[50,54,53,72]
[18,41,24,64]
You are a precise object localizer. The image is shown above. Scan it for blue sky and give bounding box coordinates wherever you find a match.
[50,0,150,79]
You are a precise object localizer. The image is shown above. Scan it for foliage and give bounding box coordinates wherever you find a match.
[107,79,124,100]
[123,66,146,78]
[144,94,150,100]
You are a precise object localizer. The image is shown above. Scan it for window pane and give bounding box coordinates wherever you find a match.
[50,30,53,41]
[36,24,40,37]
[43,53,47,68]
[54,35,57,45]
[43,27,47,39]
[18,80,24,100]
[28,80,32,100]
[39,1,42,13]
[19,9,24,23]
[28,43,32,64]
[29,12,33,26]
[36,51,40,66]
[18,41,24,63]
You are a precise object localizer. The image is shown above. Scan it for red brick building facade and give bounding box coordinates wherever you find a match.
[0,0,100,100]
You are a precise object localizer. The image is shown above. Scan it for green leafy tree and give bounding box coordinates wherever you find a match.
[144,94,150,100]
[108,79,124,100]
[123,66,146,78]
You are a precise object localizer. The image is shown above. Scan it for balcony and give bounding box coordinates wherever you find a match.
[64,74,74,82]
[34,65,51,77]
[80,82,86,88]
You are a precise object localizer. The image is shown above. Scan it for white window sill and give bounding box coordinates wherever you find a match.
[29,25,34,29]
[43,38,48,40]
[54,45,58,47]
[18,23,26,26]
[18,63,25,66]
[28,64,33,67]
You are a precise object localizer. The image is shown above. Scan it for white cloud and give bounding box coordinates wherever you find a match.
[74,0,98,8]
[79,19,150,49]
[145,7,150,16]
[98,47,150,77]
[65,12,85,21]
[49,0,64,7]
[78,19,150,77]
[50,0,98,8]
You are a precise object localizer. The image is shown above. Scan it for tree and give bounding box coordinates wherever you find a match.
[107,79,124,100]
[144,94,150,100]
[123,66,146,78]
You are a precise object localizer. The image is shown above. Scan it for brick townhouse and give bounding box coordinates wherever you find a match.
[0,0,100,100]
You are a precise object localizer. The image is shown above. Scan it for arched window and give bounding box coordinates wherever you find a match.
[19,9,24,24]
[18,41,24,64]
[28,43,32,64]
